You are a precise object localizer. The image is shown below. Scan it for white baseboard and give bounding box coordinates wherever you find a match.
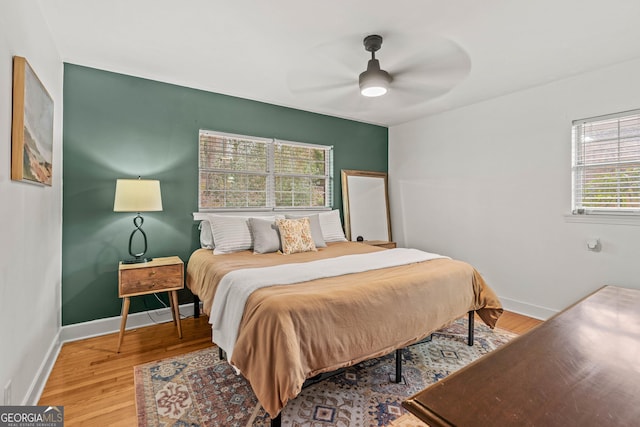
[24,330,62,405]
[28,302,204,405]
[60,302,203,343]
[499,296,556,320]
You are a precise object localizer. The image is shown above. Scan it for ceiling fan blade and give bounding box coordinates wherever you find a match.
[288,79,355,95]
[385,34,471,88]
[286,33,367,96]
[392,58,471,88]
[311,34,364,73]
[390,80,453,103]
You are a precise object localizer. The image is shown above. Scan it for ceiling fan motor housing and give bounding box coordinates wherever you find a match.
[359,59,391,83]
[363,34,383,52]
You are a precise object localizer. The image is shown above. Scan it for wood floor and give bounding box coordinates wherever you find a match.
[39,310,541,426]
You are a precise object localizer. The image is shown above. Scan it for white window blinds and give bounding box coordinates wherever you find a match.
[572,110,640,214]
[273,139,332,209]
[199,130,333,210]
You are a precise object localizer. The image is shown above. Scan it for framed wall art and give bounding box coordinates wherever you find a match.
[11,56,53,186]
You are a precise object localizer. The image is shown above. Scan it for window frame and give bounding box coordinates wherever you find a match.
[198,130,333,212]
[571,109,640,216]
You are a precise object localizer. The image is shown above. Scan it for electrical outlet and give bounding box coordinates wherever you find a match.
[4,380,11,405]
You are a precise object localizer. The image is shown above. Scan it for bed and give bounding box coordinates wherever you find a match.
[186,217,503,422]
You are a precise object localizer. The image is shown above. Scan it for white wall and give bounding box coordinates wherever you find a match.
[389,58,640,319]
[0,1,62,404]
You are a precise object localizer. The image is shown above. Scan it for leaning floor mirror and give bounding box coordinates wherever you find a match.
[341,169,391,242]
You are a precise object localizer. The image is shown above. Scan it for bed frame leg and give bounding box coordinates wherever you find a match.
[193,295,200,318]
[468,311,475,346]
[218,347,226,361]
[271,413,281,427]
[395,348,402,383]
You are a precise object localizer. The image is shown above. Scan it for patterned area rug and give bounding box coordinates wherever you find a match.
[134,318,514,426]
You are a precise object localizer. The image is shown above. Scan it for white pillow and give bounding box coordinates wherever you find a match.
[199,220,214,249]
[318,210,347,242]
[207,214,279,254]
[209,215,253,254]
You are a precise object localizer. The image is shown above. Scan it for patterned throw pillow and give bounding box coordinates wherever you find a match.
[285,214,327,248]
[276,218,317,255]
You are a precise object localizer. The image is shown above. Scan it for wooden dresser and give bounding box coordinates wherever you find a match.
[403,286,640,426]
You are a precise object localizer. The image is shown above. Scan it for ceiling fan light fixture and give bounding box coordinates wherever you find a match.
[359,59,391,97]
[361,84,388,97]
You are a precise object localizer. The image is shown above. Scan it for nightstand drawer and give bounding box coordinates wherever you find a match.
[119,263,183,296]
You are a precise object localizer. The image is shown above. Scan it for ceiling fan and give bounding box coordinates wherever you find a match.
[286,32,472,110]
[359,35,392,97]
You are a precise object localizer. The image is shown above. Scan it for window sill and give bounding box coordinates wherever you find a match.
[196,207,332,213]
[564,213,640,226]
[194,208,332,220]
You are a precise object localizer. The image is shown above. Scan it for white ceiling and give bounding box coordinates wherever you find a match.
[38,0,640,127]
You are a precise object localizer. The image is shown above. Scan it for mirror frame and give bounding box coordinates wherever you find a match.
[341,169,392,242]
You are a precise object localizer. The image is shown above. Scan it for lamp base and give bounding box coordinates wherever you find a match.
[121,257,153,264]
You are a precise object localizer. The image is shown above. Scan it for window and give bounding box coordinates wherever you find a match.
[199,130,333,210]
[572,110,640,215]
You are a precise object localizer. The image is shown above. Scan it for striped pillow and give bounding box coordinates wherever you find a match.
[318,210,347,242]
[209,215,276,254]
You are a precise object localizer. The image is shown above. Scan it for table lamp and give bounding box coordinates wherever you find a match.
[113,177,163,263]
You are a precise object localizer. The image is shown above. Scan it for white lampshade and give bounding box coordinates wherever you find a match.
[113,179,163,212]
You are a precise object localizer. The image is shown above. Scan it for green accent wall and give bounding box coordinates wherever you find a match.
[62,64,388,325]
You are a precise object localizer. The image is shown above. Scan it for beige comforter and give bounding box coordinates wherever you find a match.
[186,242,502,417]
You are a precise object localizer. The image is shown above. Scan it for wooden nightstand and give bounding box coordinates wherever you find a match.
[117,256,184,352]
[363,240,397,249]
